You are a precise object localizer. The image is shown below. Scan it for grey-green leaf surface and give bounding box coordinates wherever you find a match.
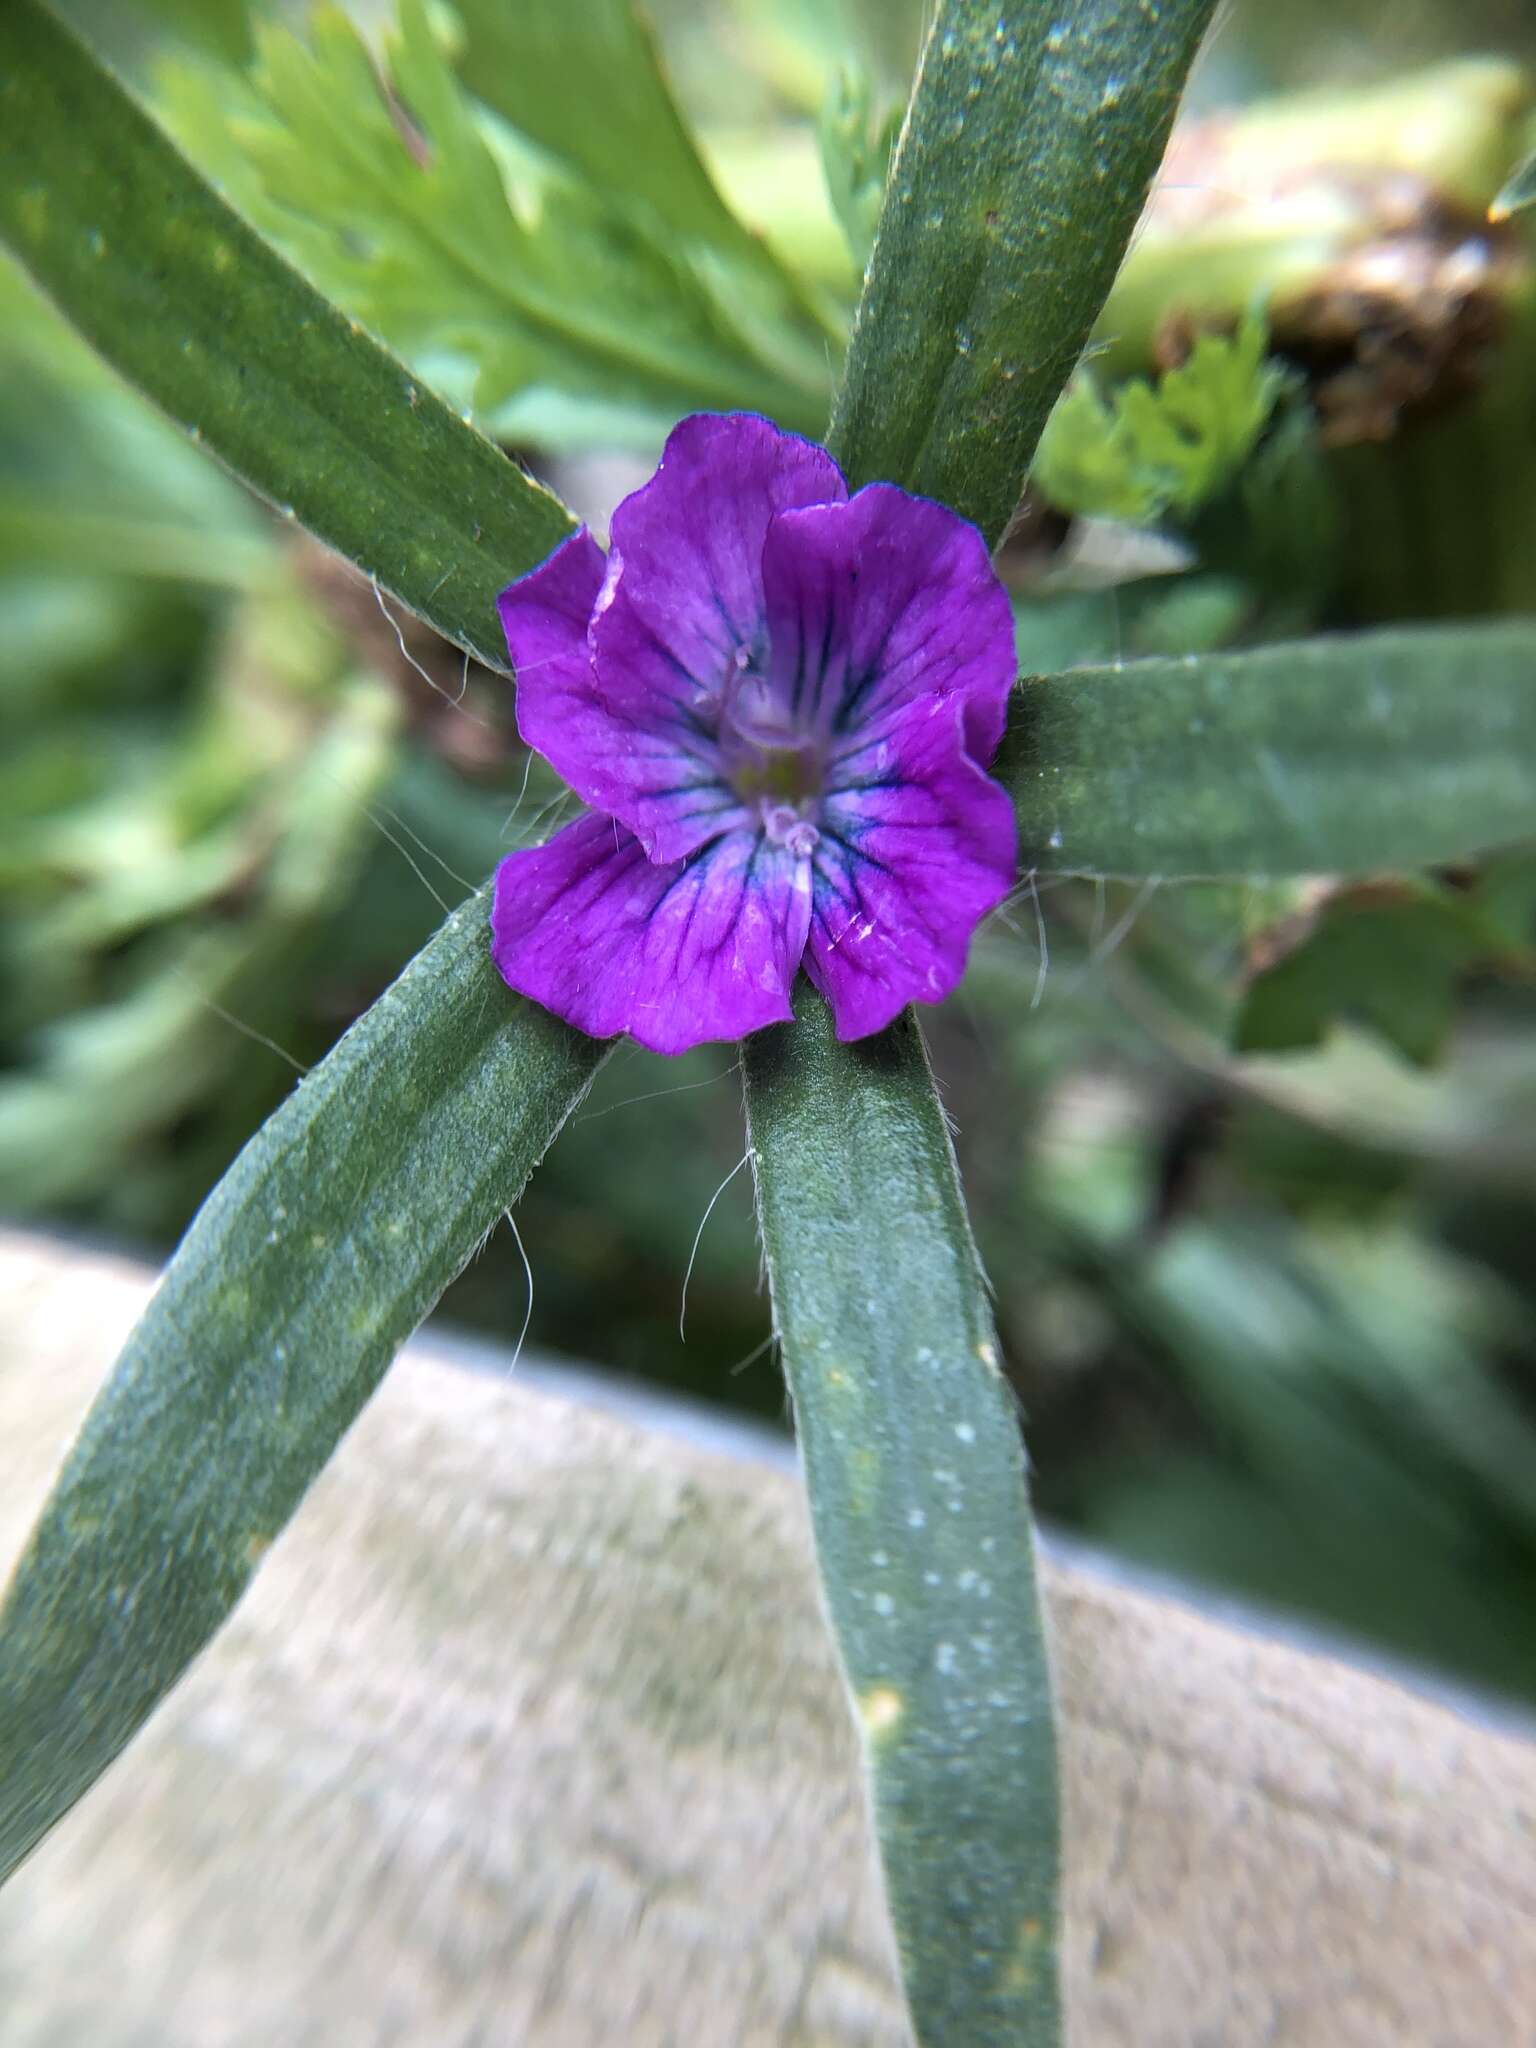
[830,0,1218,547]
[0,0,574,673]
[998,622,1536,878]
[0,891,608,1883]
[743,999,1060,2046]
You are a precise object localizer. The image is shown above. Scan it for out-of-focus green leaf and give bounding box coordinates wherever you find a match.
[49,0,254,69]
[446,0,848,366]
[0,885,610,1884]
[158,3,827,440]
[0,256,273,588]
[0,501,272,588]
[450,0,749,253]
[1033,314,1287,524]
[829,0,1220,546]
[1493,143,1536,218]
[0,673,404,1205]
[818,67,899,271]
[1008,575,1255,678]
[0,0,575,672]
[699,121,859,293]
[134,0,254,64]
[1000,623,1536,877]
[1237,869,1536,1066]
[720,0,926,111]
[744,996,1059,2047]
[1070,1206,1536,1687]
[1183,402,1343,626]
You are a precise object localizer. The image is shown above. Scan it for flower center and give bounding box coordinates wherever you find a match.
[718,656,823,857]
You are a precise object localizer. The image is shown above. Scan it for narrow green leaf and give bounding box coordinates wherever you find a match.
[830,0,1219,546]
[999,622,1536,878]
[0,0,575,671]
[760,6,1226,2033]
[743,999,1060,2047]
[0,891,608,1883]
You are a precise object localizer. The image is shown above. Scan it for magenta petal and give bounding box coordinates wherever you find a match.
[501,525,748,863]
[498,526,622,808]
[491,814,812,1056]
[803,705,1017,1040]
[605,413,847,668]
[497,526,605,688]
[587,418,849,860]
[760,484,1016,765]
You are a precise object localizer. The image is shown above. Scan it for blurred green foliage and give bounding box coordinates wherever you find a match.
[8,0,1536,1706]
[1496,145,1536,218]
[157,0,835,448]
[817,66,901,272]
[1033,314,1289,525]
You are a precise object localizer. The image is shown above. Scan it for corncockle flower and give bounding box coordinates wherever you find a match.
[490,413,1018,1054]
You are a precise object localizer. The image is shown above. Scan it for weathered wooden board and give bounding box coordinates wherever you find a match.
[1,1230,1532,2045]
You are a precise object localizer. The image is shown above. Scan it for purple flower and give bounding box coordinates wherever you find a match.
[490,413,1017,1055]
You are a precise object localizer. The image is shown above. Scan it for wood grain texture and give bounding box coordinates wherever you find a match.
[3,1228,1534,2046]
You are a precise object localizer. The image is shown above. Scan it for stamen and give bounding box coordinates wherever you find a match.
[762,803,820,857]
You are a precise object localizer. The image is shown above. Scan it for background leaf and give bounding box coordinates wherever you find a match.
[157,2,830,445]
[744,998,1060,2046]
[1493,142,1536,217]
[0,888,609,1883]
[818,65,901,270]
[0,0,574,671]
[1236,868,1536,1063]
[999,622,1536,877]
[1033,313,1288,523]
[450,0,754,252]
[446,0,848,370]
[0,674,405,1211]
